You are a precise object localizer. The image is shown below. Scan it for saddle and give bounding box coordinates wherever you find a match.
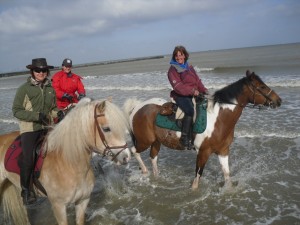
[4,135,47,196]
[156,97,208,133]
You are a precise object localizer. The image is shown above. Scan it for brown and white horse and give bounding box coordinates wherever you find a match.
[0,98,131,225]
[123,71,282,189]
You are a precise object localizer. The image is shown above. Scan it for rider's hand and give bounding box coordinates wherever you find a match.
[78,93,85,100]
[193,90,200,96]
[38,112,48,123]
[62,93,73,102]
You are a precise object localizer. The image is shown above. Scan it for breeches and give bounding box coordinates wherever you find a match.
[175,96,194,117]
[20,130,44,171]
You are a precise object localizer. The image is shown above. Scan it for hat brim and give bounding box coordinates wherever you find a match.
[26,65,54,69]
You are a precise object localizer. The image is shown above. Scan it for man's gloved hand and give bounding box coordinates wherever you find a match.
[62,93,73,102]
[57,110,65,122]
[39,112,48,123]
[78,93,86,100]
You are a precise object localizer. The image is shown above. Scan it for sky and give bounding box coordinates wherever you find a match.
[0,0,299,73]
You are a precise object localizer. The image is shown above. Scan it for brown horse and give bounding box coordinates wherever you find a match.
[0,98,131,225]
[123,71,282,189]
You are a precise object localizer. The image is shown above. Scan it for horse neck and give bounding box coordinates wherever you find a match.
[45,145,92,172]
[212,93,247,132]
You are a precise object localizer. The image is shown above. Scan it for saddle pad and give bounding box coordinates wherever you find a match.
[4,135,44,175]
[155,99,207,133]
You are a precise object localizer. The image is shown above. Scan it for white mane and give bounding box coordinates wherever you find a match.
[44,99,129,165]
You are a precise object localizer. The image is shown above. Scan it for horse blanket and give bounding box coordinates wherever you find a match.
[4,135,44,176]
[155,99,207,133]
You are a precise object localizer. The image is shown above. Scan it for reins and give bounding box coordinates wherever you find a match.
[93,103,128,161]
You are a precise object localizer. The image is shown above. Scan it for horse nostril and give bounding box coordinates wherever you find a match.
[277,98,282,107]
[123,157,128,164]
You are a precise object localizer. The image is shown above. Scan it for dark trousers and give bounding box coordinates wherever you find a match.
[175,96,194,117]
[20,130,44,190]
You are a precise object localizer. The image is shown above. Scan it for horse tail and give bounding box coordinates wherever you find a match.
[123,98,141,150]
[1,179,30,225]
[123,98,141,119]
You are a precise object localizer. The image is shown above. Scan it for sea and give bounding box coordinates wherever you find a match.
[0,43,299,225]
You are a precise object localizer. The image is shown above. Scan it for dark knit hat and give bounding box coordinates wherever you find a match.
[62,58,72,67]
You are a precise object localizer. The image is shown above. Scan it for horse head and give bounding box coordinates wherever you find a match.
[245,70,282,108]
[93,100,131,164]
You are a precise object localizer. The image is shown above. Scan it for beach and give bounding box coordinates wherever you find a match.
[0,43,299,224]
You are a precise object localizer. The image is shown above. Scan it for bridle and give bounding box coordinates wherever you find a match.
[93,103,128,162]
[247,79,274,107]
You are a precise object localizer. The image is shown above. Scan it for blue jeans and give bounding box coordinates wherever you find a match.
[175,96,194,117]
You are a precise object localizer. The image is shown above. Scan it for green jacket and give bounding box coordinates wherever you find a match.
[12,76,58,134]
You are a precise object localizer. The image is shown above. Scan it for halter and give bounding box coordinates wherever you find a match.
[93,103,128,161]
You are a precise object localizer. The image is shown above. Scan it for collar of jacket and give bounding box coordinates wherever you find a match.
[28,76,51,87]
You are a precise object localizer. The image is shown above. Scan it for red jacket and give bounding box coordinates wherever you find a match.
[168,65,207,99]
[51,71,86,109]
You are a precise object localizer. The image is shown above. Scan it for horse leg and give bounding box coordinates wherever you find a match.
[51,202,68,225]
[191,149,210,190]
[150,141,161,177]
[218,154,232,187]
[133,151,148,174]
[75,198,90,225]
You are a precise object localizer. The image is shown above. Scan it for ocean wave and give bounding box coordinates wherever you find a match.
[235,132,299,139]
[194,66,215,72]
[87,86,170,91]
[0,118,18,124]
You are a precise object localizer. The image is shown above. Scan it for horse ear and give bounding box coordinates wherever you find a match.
[97,101,106,113]
[107,96,113,102]
[246,70,251,77]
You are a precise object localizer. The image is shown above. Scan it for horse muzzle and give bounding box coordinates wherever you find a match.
[269,97,282,108]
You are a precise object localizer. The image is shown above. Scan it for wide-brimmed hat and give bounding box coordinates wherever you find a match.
[26,58,54,70]
[62,58,72,67]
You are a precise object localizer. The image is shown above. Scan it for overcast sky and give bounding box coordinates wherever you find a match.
[0,0,299,73]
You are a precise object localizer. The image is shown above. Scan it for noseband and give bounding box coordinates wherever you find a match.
[93,104,128,161]
[247,80,274,106]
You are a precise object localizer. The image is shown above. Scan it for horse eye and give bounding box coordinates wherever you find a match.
[102,127,111,132]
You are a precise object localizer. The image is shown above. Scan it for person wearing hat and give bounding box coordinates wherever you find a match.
[51,58,86,109]
[12,58,62,205]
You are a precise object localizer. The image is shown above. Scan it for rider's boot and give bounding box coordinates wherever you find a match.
[179,116,193,150]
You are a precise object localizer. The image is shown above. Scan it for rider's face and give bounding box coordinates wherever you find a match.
[175,51,185,64]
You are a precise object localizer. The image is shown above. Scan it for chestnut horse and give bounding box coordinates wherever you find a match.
[0,98,131,225]
[123,71,281,189]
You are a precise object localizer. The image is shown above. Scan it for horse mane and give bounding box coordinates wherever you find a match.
[44,98,129,165]
[213,73,261,105]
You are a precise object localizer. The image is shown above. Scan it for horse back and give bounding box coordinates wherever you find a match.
[132,104,161,148]
[0,131,20,159]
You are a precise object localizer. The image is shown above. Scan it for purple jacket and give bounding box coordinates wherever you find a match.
[167,65,207,99]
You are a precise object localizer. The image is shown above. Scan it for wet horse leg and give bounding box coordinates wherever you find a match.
[132,148,149,174]
[75,198,90,225]
[150,140,161,177]
[191,148,210,190]
[218,154,232,186]
[51,202,68,225]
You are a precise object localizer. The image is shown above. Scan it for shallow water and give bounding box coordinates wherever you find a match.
[1,43,299,224]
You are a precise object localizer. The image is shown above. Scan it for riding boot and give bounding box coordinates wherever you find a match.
[188,123,194,150]
[20,167,36,205]
[179,116,193,150]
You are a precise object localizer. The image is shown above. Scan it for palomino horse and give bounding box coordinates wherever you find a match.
[123,71,281,189]
[0,98,131,225]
